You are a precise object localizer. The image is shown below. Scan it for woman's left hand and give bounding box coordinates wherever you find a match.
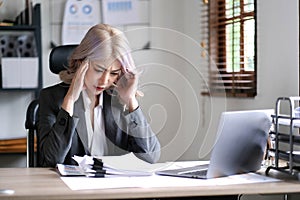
[116,69,139,112]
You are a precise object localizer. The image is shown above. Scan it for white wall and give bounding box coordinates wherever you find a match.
[128,0,299,162]
[146,0,300,162]
[0,0,298,164]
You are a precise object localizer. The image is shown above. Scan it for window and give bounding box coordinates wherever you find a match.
[201,0,256,97]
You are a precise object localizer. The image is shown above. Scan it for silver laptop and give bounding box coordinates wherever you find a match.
[156,110,272,179]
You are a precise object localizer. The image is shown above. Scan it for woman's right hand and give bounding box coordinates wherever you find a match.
[61,60,89,116]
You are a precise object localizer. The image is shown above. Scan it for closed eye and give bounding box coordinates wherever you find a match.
[94,68,105,73]
[94,63,121,75]
[110,69,121,76]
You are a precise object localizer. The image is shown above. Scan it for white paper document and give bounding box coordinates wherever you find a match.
[102,0,140,25]
[57,154,153,177]
[62,0,101,45]
[61,172,280,191]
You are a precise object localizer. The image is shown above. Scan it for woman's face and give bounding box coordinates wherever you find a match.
[84,59,122,96]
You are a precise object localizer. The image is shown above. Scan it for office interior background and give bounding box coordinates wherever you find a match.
[0,1,299,199]
[0,0,299,170]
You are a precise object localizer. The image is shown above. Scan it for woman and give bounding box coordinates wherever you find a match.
[38,24,161,167]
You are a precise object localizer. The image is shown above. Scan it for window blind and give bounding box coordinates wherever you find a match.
[200,0,257,98]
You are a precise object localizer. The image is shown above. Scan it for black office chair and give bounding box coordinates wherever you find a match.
[25,44,77,167]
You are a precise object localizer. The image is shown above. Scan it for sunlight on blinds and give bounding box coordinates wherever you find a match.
[200,0,256,97]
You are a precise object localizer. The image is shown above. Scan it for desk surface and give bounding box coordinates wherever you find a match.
[0,168,300,200]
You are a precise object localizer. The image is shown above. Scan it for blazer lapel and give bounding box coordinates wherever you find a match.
[103,92,121,154]
[74,94,89,153]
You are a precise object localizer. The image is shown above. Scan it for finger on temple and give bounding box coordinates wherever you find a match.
[120,53,135,72]
[136,90,144,97]
[124,68,144,78]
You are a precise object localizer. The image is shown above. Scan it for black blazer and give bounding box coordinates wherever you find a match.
[37,82,160,167]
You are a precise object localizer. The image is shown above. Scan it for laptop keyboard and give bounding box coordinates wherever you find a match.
[179,169,208,177]
[156,164,209,179]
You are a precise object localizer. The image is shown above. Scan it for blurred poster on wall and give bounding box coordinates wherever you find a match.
[62,0,101,45]
[102,0,140,25]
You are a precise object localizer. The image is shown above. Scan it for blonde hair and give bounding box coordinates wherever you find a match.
[59,24,135,84]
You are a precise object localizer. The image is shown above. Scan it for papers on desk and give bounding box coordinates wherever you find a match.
[57,154,152,177]
[61,172,280,191]
[277,118,300,128]
[59,153,281,191]
[57,164,84,176]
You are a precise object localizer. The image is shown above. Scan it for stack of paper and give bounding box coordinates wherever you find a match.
[56,154,152,177]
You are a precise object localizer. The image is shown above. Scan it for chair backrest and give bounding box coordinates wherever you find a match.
[49,45,78,74]
[25,45,77,167]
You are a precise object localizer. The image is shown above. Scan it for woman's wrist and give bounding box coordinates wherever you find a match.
[61,95,75,116]
[127,97,139,113]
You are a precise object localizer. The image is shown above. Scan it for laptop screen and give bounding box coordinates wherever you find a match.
[206,110,272,178]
